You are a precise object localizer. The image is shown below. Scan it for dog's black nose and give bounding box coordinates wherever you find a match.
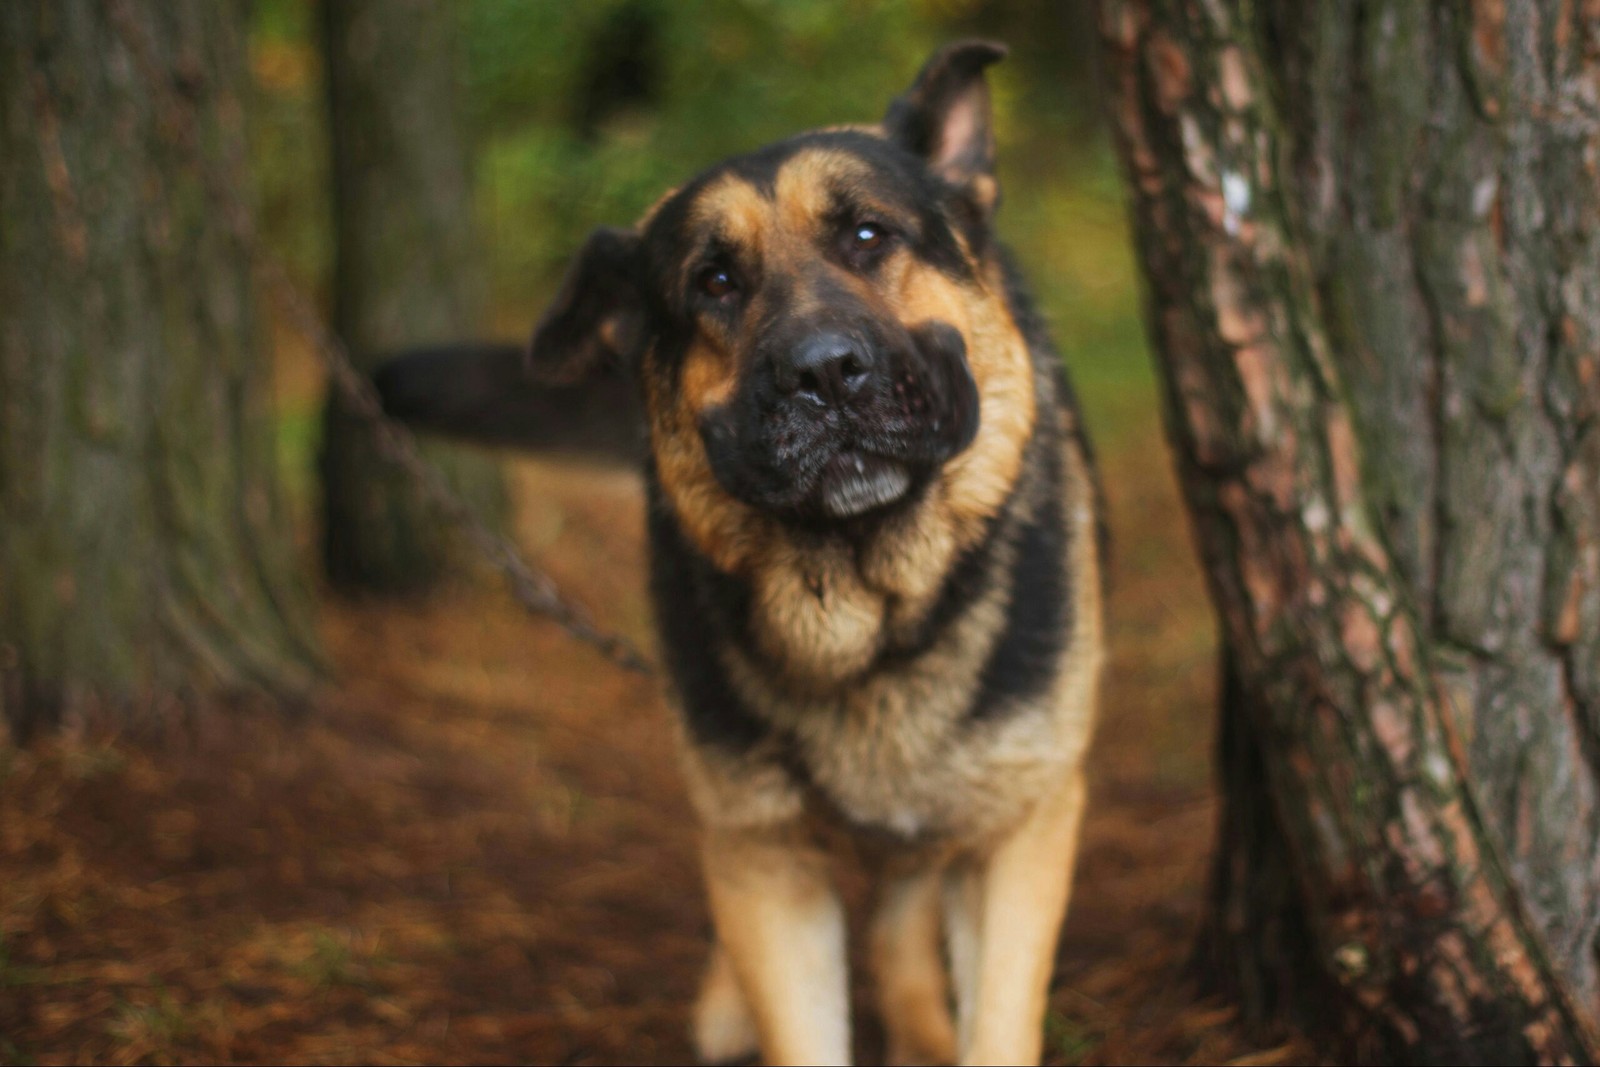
[776,333,874,406]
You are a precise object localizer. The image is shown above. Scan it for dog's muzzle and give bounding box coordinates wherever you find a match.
[699,320,979,523]
[770,332,914,518]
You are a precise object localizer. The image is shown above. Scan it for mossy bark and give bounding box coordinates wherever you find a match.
[317,0,505,593]
[0,1,320,740]
[1099,0,1600,1060]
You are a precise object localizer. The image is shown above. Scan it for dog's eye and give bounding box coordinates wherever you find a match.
[842,221,893,268]
[852,223,886,253]
[698,266,738,301]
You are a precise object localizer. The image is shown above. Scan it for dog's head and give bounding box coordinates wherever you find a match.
[526,42,1037,558]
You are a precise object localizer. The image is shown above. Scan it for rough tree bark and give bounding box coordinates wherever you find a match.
[318,0,504,593]
[0,1,319,740]
[1098,0,1600,1061]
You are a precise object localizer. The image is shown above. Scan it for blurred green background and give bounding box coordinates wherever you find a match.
[248,0,1153,481]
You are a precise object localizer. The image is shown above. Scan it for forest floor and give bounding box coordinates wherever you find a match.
[0,387,1318,1064]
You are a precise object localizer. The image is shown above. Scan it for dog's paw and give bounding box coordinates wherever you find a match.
[883,1011,958,1066]
[692,948,760,1064]
[692,992,759,1064]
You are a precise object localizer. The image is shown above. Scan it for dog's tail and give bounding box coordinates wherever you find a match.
[372,342,645,467]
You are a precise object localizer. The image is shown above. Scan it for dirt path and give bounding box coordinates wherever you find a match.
[0,441,1311,1065]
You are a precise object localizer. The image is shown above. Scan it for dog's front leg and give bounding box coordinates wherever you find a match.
[700,826,850,1066]
[872,865,957,1066]
[944,769,1087,1066]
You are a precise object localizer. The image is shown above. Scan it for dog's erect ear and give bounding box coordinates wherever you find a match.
[883,40,1007,214]
[527,226,647,384]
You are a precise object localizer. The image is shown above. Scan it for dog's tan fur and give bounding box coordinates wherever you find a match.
[648,147,1046,692]
[383,41,1107,1066]
[639,52,1106,1065]
[677,399,1102,1063]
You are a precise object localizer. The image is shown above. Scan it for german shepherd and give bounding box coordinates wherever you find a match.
[377,40,1104,1066]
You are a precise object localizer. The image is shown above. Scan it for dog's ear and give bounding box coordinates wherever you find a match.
[373,342,645,462]
[883,40,1007,216]
[527,226,648,384]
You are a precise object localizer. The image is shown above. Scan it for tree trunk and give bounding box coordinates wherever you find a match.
[0,0,319,740]
[1097,0,1600,1060]
[317,0,504,593]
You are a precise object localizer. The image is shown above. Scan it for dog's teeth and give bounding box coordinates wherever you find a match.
[821,460,911,517]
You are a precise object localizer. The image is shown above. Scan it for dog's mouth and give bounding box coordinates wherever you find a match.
[817,452,913,519]
[696,318,979,525]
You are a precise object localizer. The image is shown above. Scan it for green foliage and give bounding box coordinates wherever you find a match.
[248,0,1153,447]
[999,156,1156,450]
[294,930,370,990]
[461,0,943,307]
[106,989,193,1048]
[248,0,330,290]
[274,406,320,532]
[1043,1008,1102,1064]
[289,927,394,992]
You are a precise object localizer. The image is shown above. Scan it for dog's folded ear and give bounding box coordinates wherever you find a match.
[527,226,647,384]
[371,340,645,462]
[883,40,1007,216]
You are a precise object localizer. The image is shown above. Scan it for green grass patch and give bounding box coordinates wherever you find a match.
[106,988,193,1049]
[274,402,321,527]
[1044,1009,1102,1064]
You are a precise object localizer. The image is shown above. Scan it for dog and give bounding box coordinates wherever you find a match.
[377,40,1104,1066]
